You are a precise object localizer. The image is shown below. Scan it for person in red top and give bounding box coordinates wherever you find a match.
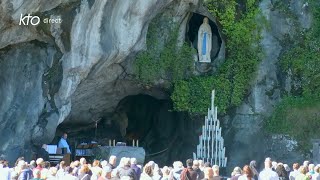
[34,158,44,172]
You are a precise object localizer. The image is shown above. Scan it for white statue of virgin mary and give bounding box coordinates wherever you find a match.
[197,17,212,63]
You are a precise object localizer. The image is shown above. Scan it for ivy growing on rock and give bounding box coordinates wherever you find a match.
[266,0,320,151]
[172,0,263,114]
[135,0,263,115]
[134,19,194,85]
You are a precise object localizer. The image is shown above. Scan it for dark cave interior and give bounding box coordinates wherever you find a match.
[54,94,202,166]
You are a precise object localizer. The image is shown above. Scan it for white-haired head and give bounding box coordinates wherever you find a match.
[101,160,108,167]
[148,161,155,169]
[173,161,183,169]
[80,157,86,165]
[109,155,117,166]
[118,157,127,168]
[17,160,27,169]
[283,164,290,172]
[36,158,44,166]
[123,158,131,166]
[130,158,137,165]
[212,165,219,176]
[272,161,277,169]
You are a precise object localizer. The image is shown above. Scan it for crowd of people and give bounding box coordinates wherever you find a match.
[0,155,319,180]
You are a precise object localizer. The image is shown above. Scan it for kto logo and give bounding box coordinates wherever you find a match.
[19,14,40,26]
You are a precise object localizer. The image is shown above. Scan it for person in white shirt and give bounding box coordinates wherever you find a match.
[64,167,78,180]
[289,163,300,180]
[258,157,279,180]
[0,160,11,180]
[58,133,71,153]
[312,165,320,180]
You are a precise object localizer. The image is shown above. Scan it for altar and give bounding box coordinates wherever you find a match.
[74,140,145,165]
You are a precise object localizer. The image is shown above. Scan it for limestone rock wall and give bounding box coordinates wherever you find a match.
[223,0,313,170]
[0,0,200,162]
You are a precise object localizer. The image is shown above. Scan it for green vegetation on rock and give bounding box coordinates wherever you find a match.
[134,19,194,84]
[172,0,263,114]
[135,0,263,114]
[266,0,320,151]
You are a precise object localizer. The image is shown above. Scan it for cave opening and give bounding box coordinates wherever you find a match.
[54,94,200,166]
[187,13,222,60]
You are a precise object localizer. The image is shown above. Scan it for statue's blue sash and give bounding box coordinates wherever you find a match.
[202,32,207,55]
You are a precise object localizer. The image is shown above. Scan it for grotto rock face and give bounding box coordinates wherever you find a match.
[224,0,312,170]
[0,0,201,161]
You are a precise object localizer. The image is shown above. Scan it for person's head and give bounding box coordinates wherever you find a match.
[275,164,287,177]
[147,161,155,169]
[161,166,170,176]
[243,165,253,178]
[303,161,310,167]
[80,157,87,165]
[0,160,8,168]
[17,160,27,170]
[309,164,315,172]
[101,160,108,167]
[283,164,290,172]
[15,157,24,167]
[212,165,219,176]
[73,160,80,167]
[292,163,299,170]
[249,160,257,168]
[144,165,153,176]
[130,158,137,165]
[186,159,193,167]
[264,157,272,168]
[44,161,51,169]
[36,158,44,167]
[123,158,131,167]
[70,161,75,168]
[93,160,100,167]
[33,169,41,178]
[193,160,200,169]
[173,161,183,169]
[66,166,74,174]
[63,133,68,140]
[204,167,214,178]
[198,160,204,167]
[29,160,37,168]
[59,161,66,169]
[272,161,277,169]
[232,166,242,176]
[299,166,308,175]
[80,164,90,173]
[96,168,103,177]
[204,162,212,168]
[49,167,58,176]
[102,165,112,179]
[109,155,116,166]
[314,165,320,173]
